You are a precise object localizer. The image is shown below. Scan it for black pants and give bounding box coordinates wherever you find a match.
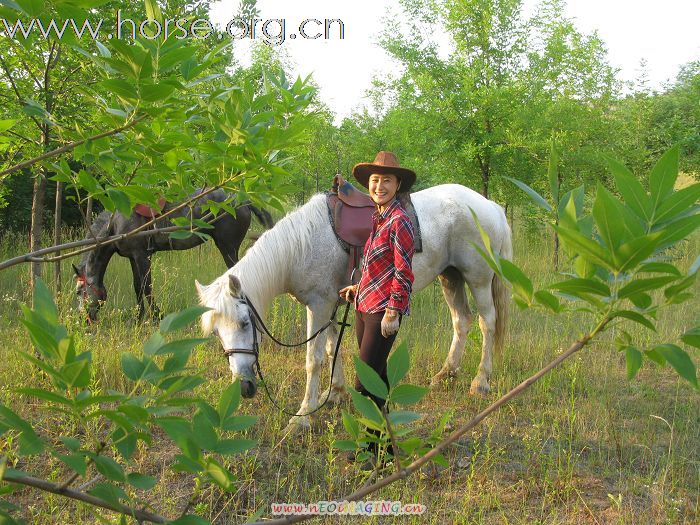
[354,310,402,410]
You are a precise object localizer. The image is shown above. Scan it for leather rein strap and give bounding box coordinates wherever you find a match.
[223,295,351,418]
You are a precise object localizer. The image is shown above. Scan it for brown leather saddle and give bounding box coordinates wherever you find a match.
[326,175,422,283]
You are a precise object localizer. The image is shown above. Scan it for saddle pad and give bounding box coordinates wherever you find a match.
[134,198,167,218]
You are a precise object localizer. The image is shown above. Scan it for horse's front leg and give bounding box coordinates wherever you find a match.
[130,256,160,320]
[284,301,337,434]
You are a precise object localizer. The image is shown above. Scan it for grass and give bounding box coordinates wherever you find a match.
[0,218,698,524]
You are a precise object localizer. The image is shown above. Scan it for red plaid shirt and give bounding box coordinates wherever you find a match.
[355,198,415,315]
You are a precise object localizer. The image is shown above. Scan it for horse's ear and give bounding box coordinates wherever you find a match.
[228,274,242,297]
[72,264,80,277]
[194,280,205,299]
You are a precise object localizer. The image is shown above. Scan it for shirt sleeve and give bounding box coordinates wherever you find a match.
[387,215,415,313]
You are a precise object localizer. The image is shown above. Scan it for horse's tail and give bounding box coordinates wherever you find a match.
[248,205,275,229]
[492,213,512,359]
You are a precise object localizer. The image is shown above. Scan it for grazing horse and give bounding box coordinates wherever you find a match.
[195,184,512,432]
[74,189,274,323]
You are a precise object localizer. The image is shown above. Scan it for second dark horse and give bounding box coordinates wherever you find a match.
[73,189,274,323]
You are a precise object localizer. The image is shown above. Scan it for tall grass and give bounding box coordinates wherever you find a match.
[0,218,698,524]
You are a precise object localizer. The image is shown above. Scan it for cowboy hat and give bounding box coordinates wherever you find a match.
[352,151,416,193]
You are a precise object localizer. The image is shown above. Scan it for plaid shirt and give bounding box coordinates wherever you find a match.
[355,198,415,315]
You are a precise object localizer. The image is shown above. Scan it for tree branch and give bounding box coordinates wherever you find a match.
[2,472,168,524]
[249,318,611,524]
[0,114,149,179]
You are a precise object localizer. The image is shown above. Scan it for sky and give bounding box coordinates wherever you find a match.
[208,0,700,123]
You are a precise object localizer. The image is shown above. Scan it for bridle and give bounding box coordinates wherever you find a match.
[76,272,106,324]
[222,294,352,417]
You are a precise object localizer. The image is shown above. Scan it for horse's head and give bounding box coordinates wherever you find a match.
[196,273,259,398]
[73,263,106,324]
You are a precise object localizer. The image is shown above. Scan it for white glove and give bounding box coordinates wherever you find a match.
[381,310,400,338]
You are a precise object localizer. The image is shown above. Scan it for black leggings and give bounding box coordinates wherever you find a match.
[354,310,402,410]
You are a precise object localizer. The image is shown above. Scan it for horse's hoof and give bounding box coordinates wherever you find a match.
[469,377,490,397]
[430,368,458,386]
[282,417,311,437]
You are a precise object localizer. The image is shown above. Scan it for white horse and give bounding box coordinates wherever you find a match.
[195,184,512,431]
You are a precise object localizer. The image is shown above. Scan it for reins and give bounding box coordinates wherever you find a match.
[225,295,352,418]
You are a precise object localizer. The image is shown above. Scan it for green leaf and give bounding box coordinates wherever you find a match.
[505,177,552,212]
[618,276,677,299]
[0,406,44,456]
[681,327,700,349]
[93,456,126,482]
[121,353,145,381]
[653,213,700,252]
[628,292,652,310]
[218,380,241,424]
[387,341,410,388]
[88,482,128,507]
[220,415,257,432]
[333,439,358,451]
[143,332,165,356]
[549,278,611,297]
[204,458,233,490]
[341,410,359,439]
[388,410,422,426]
[655,344,698,388]
[0,119,17,133]
[593,184,626,251]
[654,183,700,224]
[32,278,57,325]
[625,347,643,379]
[107,189,131,216]
[15,0,43,17]
[15,388,72,406]
[100,79,138,100]
[610,310,656,331]
[159,306,211,334]
[607,157,650,221]
[534,290,562,313]
[140,83,176,102]
[127,473,157,490]
[389,384,428,405]
[55,453,87,476]
[638,262,681,276]
[192,411,218,451]
[212,438,256,455]
[553,226,614,270]
[347,387,383,424]
[500,259,533,302]
[649,145,679,209]
[353,356,388,400]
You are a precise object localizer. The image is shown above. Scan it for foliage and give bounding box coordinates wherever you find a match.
[484,146,698,388]
[334,341,452,469]
[0,279,257,523]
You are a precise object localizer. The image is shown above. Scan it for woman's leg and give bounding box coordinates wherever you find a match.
[354,310,402,410]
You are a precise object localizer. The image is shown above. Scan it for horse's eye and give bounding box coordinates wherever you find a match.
[212,327,219,337]
[241,320,250,329]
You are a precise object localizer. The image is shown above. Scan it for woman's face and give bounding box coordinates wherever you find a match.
[368,173,400,207]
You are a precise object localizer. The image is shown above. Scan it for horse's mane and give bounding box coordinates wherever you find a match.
[78,211,113,269]
[199,194,329,329]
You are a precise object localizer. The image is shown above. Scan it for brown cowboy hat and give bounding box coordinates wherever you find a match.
[352,151,416,192]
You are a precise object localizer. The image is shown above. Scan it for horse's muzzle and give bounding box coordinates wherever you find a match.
[241,378,257,398]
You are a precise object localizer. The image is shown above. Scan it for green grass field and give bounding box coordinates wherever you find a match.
[0,219,698,524]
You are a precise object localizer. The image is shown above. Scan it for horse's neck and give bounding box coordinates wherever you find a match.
[233,257,289,320]
[85,214,117,285]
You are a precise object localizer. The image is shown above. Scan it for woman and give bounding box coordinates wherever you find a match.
[339,151,416,460]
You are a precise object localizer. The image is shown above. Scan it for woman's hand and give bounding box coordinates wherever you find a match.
[338,285,358,303]
[381,309,400,338]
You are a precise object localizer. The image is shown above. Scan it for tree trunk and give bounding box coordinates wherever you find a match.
[54,181,63,293]
[29,171,46,291]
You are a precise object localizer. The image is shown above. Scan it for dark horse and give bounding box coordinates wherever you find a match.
[72,189,274,323]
